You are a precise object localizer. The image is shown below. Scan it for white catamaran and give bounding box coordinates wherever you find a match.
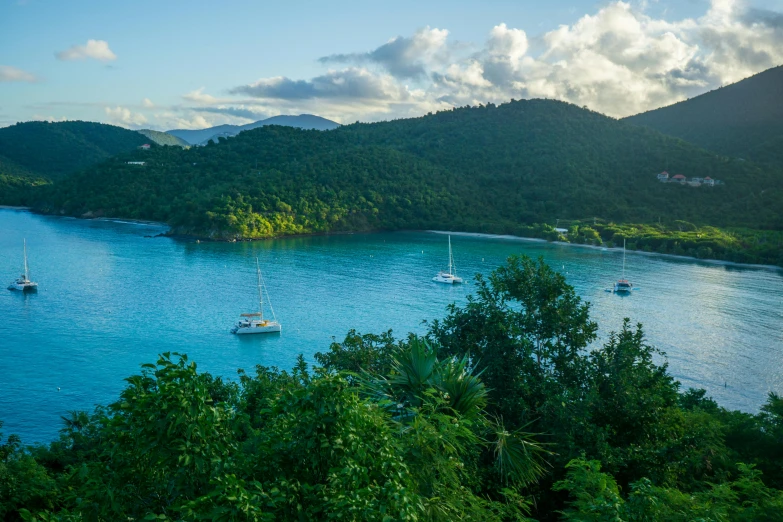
[433,235,463,284]
[231,258,281,334]
[613,238,633,294]
[8,239,38,292]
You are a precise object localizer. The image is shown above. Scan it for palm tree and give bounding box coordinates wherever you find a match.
[362,337,549,485]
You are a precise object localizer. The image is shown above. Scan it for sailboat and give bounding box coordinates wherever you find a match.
[8,239,38,292]
[231,258,281,334]
[433,235,463,284]
[613,239,633,294]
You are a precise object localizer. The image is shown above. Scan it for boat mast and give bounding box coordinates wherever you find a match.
[23,239,29,280]
[448,235,453,275]
[255,257,264,321]
[622,238,626,279]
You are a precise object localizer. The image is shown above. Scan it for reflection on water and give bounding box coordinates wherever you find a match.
[1,208,782,443]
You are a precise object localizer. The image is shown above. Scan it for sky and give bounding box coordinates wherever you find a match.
[1,0,782,130]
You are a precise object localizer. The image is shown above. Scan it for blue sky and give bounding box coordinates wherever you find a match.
[1,0,782,129]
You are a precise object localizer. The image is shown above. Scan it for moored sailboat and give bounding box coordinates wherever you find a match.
[433,235,463,284]
[231,258,281,334]
[613,239,633,294]
[8,239,37,292]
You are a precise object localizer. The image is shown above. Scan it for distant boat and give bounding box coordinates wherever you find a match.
[433,235,463,284]
[231,258,281,334]
[613,239,633,294]
[8,239,38,292]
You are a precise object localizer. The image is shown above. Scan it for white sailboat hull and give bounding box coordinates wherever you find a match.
[433,272,463,284]
[8,281,37,292]
[233,321,281,334]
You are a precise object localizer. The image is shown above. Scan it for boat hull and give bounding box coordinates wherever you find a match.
[433,273,463,284]
[233,323,281,335]
[8,282,37,292]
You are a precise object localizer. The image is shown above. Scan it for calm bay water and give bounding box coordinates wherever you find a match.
[1,208,782,443]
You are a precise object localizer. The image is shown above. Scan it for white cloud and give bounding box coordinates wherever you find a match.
[32,115,69,122]
[223,0,783,120]
[56,40,117,62]
[104,106,147,128]
[127,0,780,129]
[182,87,222,104]
[0,65,37,82]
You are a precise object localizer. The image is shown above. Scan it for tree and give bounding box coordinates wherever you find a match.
[429,255,597,429]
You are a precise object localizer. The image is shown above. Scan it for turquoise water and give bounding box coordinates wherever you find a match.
[2,208,782,443]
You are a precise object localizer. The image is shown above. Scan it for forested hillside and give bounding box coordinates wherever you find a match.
[0,120,149,179]
[0,120,152,207]
[624,65,783,166]
[34,100,782,242]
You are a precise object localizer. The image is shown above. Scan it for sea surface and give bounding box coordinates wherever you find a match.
[1,208,782,443]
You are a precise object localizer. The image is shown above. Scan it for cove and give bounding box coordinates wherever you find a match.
[1,208,782,443]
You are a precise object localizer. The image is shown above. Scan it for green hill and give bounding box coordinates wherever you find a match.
[0,120,149,180]
[624,65,783,166]
[29,100,783,262]
[136,128,189,147]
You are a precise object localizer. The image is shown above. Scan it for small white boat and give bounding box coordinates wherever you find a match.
[433,235,463,284]
[613,239,633,294]
[8,239,38,292]
[231,258,281,335]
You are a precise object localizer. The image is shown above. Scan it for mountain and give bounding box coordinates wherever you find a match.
[624,65,783,165]
[137,129,189,147]
[0,121,149,180]
[33,100,782,252]
[166,114,340,145]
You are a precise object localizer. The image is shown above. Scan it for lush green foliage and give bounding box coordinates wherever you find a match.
[0,121,149,181]
[625,65,783,168]
[30,100,782,243]
[558,220,783,266]
[0,158,50,207]
[3,255,783,521]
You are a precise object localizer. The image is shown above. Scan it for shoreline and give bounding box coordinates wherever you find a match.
[3,207,779,271]
[429,230,782,272]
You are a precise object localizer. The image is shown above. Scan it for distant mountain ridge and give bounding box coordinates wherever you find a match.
[624,65,783,166]
[137,129,189,147]
[166,114,340,145]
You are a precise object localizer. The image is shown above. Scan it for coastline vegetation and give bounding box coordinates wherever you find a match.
[2,256,783,520]
[556,221,783,267]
